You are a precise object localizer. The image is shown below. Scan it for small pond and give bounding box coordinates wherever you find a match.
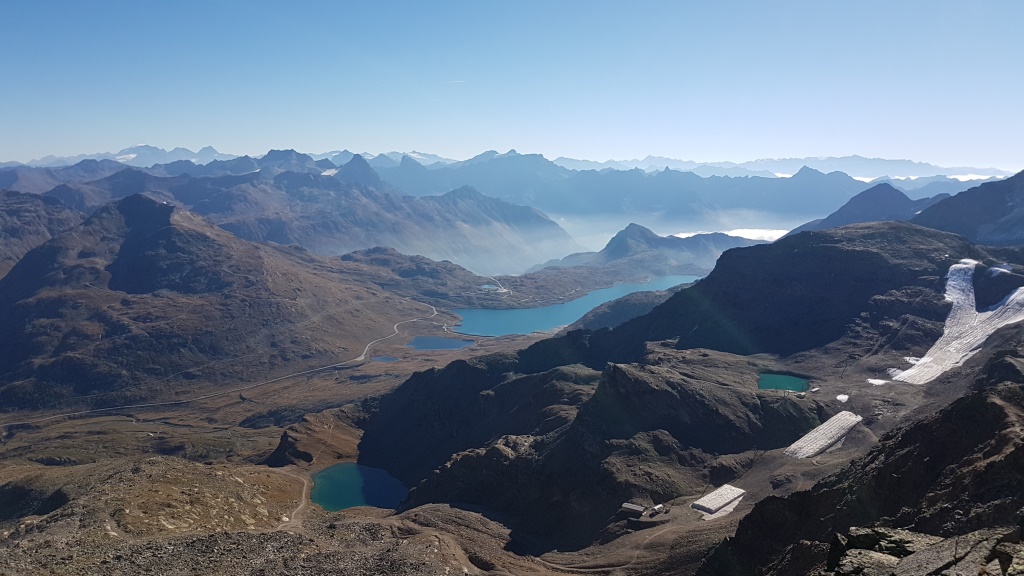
[406,336,475,350]
[310,463,408,511]
[757,373,809,392]
[371,355,399,363]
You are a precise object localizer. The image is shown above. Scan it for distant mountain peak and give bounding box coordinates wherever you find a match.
[616,222,661,241]
[793,166,826,177]
[261,149,305,162]
[399,154,424,168]
[337,154,383,188]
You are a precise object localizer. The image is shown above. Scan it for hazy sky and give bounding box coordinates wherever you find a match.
[2,1,1021,169]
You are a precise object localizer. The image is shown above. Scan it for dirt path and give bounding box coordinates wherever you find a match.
[534,523,681,574]
[273,467,312,532]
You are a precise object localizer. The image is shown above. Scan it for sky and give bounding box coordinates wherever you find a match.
[2,1,1022,169]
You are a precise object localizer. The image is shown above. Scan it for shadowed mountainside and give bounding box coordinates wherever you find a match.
[0,191,83,279]
[912,169,1024,245]
[787,182,948,235]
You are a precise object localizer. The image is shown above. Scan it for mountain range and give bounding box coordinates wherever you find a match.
[553,154,1012,179]
[4,147,1004,243]
[5,153,582,275]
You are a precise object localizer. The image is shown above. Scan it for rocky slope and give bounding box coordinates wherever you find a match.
[912,169,1024,245]
[0,191,83,279]
[696,328,1024,575]
[565,283,689,331]
[0,194,436,410]
[397,355,824,550]
[607,222,985,358]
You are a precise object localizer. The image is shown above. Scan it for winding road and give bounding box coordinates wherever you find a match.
[0,305,442,429]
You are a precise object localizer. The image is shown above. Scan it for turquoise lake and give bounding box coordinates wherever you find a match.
[452,275,700,337]
[757,373,809,392]
[310,463,408,511]
[406,336,475,350]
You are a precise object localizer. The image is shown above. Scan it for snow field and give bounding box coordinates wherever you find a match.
[895,259,1024,384]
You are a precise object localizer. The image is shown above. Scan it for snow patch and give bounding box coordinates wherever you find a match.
[836,394,850,402]
[321,168,338,176]
[887,368,905,378]
[867,379,888,385]
[785,411,863,459]
[903,356,923,365]
[895,259,1024,384]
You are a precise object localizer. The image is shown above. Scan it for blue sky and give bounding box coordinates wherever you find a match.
[2,1,1021,169]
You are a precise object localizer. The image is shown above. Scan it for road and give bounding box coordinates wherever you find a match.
[0,304,443,429]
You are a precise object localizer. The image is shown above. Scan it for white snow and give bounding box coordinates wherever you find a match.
[691,484,746,515]
[836,394,849,402]
[321,168,338,176]
[895,259,1024,384]
[867,379,888,385]
[784,411,863,459]
[903,356,924,365]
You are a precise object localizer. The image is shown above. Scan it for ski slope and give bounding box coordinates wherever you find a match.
[895,259,1024,384]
